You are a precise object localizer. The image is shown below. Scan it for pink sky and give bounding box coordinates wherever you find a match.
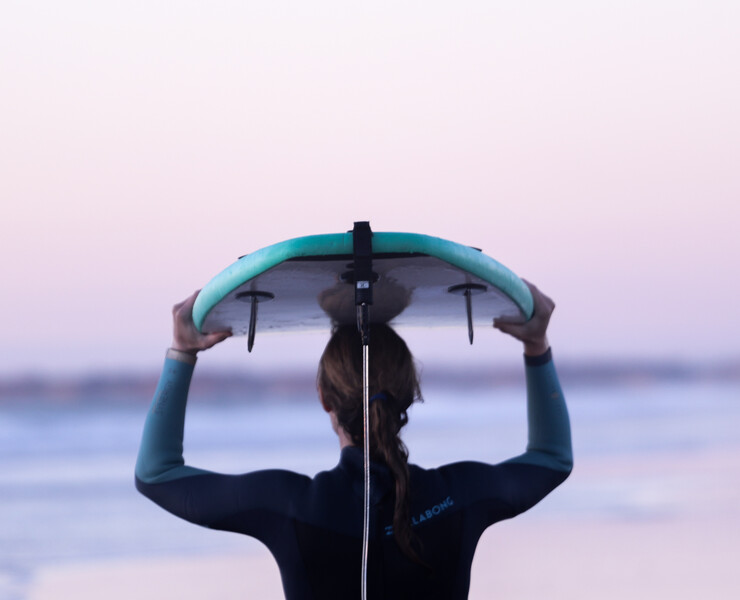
[2,1,738,375]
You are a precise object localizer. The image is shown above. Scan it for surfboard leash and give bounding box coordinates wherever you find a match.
[352,220,373,600]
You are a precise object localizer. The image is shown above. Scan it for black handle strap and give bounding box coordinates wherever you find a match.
[352,221,373,346]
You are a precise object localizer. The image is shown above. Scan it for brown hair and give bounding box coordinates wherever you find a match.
[317,323,423,563]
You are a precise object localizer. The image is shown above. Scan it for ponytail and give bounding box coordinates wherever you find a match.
[370,392,422,563]
[317,324,424,564]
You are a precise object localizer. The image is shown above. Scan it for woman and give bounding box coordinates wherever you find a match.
[136,281,572,599]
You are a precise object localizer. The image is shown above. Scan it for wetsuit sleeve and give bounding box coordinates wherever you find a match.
[438,348,572,525]
[505,347,573,472]
[135,353,212,484]
[135,353,311,543]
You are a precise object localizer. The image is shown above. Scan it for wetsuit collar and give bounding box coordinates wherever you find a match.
[339,446,394,506]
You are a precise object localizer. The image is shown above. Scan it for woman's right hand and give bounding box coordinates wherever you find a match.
[171,290,232,355]
[493,280,554,356]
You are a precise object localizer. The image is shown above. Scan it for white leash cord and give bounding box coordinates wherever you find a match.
[361,342,370,600]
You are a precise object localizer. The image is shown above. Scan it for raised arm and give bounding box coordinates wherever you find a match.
[135,291,231,485]
[135,292,315,540]
[494,282,573,473]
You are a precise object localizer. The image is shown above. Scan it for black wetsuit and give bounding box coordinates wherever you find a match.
[136,349,572,600]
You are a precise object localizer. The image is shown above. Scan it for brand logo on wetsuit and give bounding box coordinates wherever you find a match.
[384,496,454,536]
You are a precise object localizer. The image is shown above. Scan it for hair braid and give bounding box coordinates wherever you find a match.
[317,324,424,564]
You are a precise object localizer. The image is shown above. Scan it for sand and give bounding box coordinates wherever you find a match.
[27,449,740,599]
[27,515,738,600]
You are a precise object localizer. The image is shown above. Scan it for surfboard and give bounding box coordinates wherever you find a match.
[192,223,534,599]
[193,226,532,350]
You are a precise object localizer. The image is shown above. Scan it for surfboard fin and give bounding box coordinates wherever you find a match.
[447,283,487,344]
[248,298,258,352]
[465,288,474,344]
[236,291,275,352]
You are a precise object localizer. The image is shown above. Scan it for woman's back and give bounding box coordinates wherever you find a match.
[136,282,572,599]
[137,346,571,599]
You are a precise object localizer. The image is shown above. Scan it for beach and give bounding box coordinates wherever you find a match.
[26,447,740,599]
[27,517,739,600]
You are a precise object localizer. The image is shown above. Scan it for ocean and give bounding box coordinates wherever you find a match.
[1,377,738,600]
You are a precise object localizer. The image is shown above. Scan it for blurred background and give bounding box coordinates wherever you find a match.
[1,1,738,599]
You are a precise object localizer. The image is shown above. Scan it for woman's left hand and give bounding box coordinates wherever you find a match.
[171,290,232,355]
[493,280,554,356]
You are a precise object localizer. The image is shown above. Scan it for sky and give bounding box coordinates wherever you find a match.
[1,0,738,376]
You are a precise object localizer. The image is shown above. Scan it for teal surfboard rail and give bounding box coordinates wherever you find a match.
[193,232,533,332]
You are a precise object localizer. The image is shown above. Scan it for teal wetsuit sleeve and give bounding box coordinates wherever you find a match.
[135,355,212,484]
[135,354,311,535]
[505,348,573,473]
[437,348,572,524]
